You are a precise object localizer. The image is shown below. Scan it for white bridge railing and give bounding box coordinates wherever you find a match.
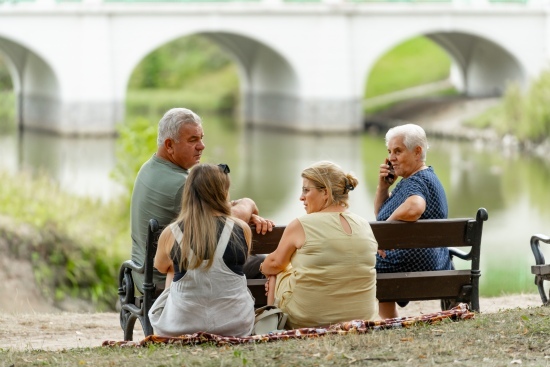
[0,0,540,4]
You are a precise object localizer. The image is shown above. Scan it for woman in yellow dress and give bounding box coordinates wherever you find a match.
[260,161,379,329]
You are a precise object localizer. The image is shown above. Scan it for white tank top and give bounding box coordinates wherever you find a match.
[149,218,255,337]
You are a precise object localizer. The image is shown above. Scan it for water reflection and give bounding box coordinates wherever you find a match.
[229,128,374,223]
[3,123,550,298]
[0,130,125,201]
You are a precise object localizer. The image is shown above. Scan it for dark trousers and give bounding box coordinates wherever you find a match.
[243,254,267,279]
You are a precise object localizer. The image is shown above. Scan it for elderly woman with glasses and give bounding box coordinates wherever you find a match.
[260,161,379,329]
[149,163,258,337]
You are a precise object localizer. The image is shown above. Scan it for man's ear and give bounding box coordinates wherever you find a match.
[164,138,174,154]
[415,145,423,157]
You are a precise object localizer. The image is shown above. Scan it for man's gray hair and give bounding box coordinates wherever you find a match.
[157,108,202,147]
[385,123,429,161]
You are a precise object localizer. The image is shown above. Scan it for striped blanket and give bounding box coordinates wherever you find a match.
[103,303,473,348]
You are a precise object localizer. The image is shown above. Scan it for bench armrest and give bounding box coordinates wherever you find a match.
[531,234,550,266]
[449,247,471,261]
[120,259,145,275]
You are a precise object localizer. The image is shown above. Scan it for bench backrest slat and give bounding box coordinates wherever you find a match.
[251,218,477,254]
[250,227,286,255]
[371,219,473,249]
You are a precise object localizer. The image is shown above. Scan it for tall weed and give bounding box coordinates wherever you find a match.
[524,70,550,142]
[467,69,550,142]
[0,91,16,133]
[111,117,157,211]
[0,170,128,310]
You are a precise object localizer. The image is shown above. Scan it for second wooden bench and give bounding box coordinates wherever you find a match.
[248,207,488,312]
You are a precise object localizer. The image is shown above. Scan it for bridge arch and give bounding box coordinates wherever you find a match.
[121,30,300,129]
[364,29,527,104]
[0,36,60,132]
[427,31,525,96]
[361,29,525,100]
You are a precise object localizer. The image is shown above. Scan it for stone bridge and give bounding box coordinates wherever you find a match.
[0,0,548,135]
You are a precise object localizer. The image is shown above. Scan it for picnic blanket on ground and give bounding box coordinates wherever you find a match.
[103,303,473,348]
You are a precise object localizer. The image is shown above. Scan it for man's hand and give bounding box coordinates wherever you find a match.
[250,214,275,235]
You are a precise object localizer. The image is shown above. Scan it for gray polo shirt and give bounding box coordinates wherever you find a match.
[130,154,188,291]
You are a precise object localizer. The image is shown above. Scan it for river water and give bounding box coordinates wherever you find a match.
[1,115,549,300]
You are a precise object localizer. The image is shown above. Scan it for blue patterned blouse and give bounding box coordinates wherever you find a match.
[375,166,452,273]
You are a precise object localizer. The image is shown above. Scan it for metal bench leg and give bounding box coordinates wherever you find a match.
[534,275,549,305]
[120,309,137,341]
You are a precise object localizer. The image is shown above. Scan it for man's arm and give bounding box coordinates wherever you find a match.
[230,198,275,234]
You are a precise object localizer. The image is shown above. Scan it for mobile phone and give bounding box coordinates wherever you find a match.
[385,159,395,184]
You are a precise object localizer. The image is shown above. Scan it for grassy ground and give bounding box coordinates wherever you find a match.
[365,37,452,98]
[0,170,128,310]
[465,69,550,142]
[2,306,550,366]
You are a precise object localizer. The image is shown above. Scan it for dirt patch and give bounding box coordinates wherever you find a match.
[0,216,99,314]
[0,294,543,351]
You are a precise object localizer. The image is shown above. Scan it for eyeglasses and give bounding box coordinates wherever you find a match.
[218,164,230,174]
[301,186,319,195]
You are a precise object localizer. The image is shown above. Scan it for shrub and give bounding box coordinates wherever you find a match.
[0,170,128,311]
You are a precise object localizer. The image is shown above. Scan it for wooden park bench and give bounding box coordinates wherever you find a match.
[248,207,488,311]
[118,208,488,341]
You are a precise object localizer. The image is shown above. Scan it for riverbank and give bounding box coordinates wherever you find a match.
[365,95,501,140]
[0,294,543,351]
[366,94,550,162]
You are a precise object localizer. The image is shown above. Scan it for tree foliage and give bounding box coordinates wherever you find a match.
[0,55,12,90]
[111,117,158,212]
[467,69,550,142]
[128,35,234,90]
[366,37,451,98]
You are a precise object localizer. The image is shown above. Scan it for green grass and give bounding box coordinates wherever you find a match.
[465,69,550,142]
[126,63,239,117]
[2,307,550,366]
[127,34,239,115]
[366,37,452,98]
[0,170,127,254]
[0,91,16,133]
[0,170,128,310]
[126,66,238,114]
[364,87,459,114]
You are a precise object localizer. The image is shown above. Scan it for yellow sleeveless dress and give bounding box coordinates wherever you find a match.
[274,212,378,329]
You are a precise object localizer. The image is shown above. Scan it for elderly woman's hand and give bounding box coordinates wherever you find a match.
[379,160,395,186]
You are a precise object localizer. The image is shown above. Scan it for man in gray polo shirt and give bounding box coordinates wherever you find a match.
[130,107,273,291]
